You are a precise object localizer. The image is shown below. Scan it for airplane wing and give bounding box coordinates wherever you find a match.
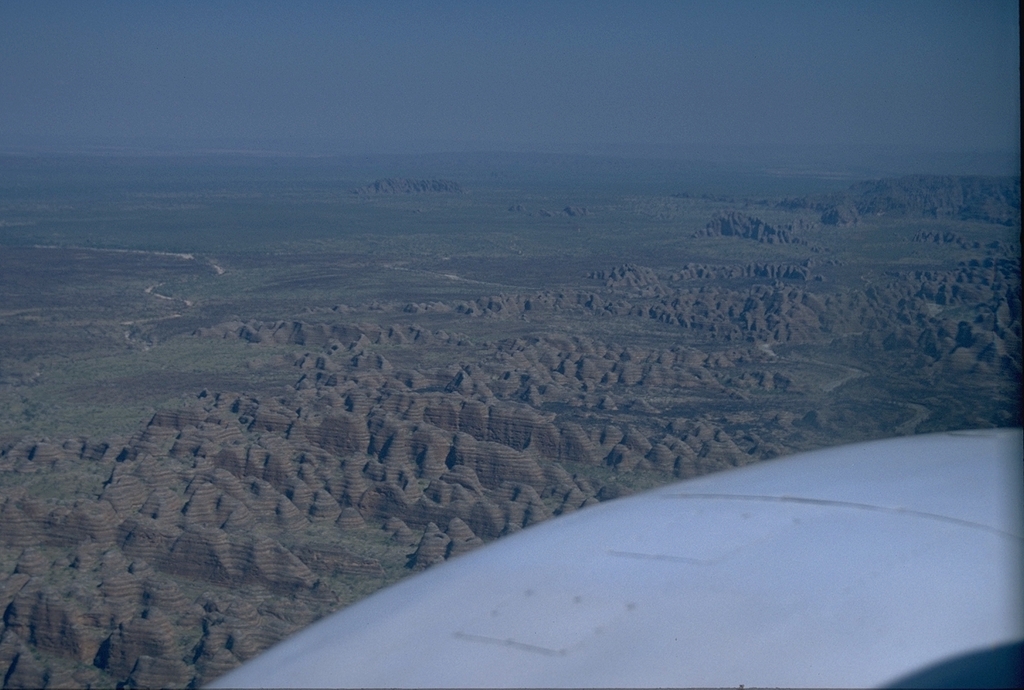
[209,428,1023,688]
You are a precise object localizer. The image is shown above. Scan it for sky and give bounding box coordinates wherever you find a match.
[0,0,1019,165]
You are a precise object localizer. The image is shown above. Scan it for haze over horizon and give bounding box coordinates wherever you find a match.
[1,0,1020,174]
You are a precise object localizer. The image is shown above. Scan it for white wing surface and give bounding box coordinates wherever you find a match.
[210,429,1023,688]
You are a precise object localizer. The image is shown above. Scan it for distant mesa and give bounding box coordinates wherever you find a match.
[811,175,1021,227]
[848,175,1020,225]
[353,178,464,195]
[694,211,807,244]
[515,205,589,217]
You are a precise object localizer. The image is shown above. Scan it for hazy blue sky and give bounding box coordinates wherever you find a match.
[1,0,1019,160]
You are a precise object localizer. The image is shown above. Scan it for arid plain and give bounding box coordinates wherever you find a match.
[0,155,1019,688]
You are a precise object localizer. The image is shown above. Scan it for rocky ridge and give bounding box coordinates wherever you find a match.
[353,178,464,195]
[692,212,808,244]
[789,175,1022,227]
